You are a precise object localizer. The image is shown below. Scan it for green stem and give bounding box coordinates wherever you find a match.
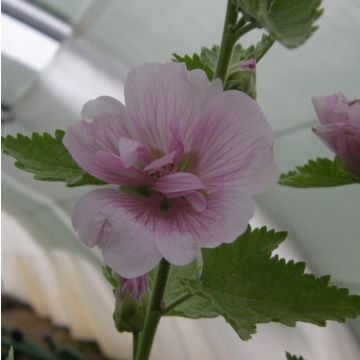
[132,332,139,358]
[161,293,193,315]
[229,16,246,34]
[213,1,260,83]
[135,259,171,360]
[233,22,258,41]
[213,0,239,82]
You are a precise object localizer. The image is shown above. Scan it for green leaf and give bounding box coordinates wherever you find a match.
[236,0,323,48]
[286,352,305,360]
[2,130,105,187]
[279,157,356,188]
[183,227,360,340]
[200,46,219,74]
[233,34,274,64]
[102,265,118,290]
[172,53,213,80]
[149,262,218,319]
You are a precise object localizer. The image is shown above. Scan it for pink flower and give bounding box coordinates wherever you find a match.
[120,275,147,300]
[312,92,360,177]
[63,63,276,278]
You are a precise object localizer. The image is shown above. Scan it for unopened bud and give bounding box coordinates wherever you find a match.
[113,275,148,333]
[120,275,147,300]
[225,58,257,99]
[239,58,256,72]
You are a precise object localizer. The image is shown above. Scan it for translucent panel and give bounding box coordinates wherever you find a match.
[23,0,94,24]
[1,55,36,106]
[2,14,60,71]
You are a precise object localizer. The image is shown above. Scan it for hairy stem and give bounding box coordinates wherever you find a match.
[132,332,139,358]
[213,1,260,83]
[233,21,258,41]
[135,259,171,360]
[229,16,246,34]
[213,0,239,82]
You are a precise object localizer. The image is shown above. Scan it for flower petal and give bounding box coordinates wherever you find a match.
[155,229,197,266]
[153,172,206,197]
[72,188,120,248]
[143,151,176,172]
[338,129,360,177]
[191,90,277,194]
[194,190,255,248]
[312,93,349,125]
[124,63,219,152]
[312,124,340,153]
[314,123,360,177]
[72,188,162,277]
[118,137,149,168]
[184,191,206,212]
[95,151,152,186]
[157,189,254,253]
[349,101,360,127]
[81,96,129,128]
[168,119,185,164]
[63,96,131,184]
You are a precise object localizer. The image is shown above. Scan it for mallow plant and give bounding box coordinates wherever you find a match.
[2,1,359,359]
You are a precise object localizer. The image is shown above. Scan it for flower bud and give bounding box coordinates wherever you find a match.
[225,58,257,99]
[113,275,148,332]
[312,93,360,178]
[120,275,147,300]
[239,59,256,72]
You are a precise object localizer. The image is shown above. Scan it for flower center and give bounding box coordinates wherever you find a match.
[148,162,179,180]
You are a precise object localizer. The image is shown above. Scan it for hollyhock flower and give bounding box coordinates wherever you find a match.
[63,62,276,278]
[312,92,360,177]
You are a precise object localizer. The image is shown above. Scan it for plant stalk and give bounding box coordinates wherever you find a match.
[213,1,260,83]
[132,332,139,358]
[135,259,171,360]
[213,0,239,82]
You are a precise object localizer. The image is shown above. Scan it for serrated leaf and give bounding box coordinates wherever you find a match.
[183,227,360,340]
[149,261,217,319]
[234,34,274,64]
[102,265,118,290]
[286,352,305,360]
[172,53,213,81]
[2,130,105,187]
[236,0,323,48]
[200,46,219,73]
[279,157,356,188]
